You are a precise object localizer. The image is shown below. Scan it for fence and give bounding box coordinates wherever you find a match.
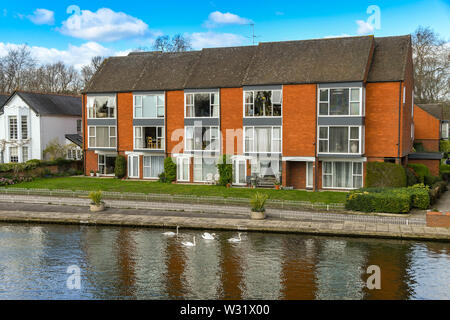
[0,187,346,212]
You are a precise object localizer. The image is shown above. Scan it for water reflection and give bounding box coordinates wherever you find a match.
[0,223,448,300]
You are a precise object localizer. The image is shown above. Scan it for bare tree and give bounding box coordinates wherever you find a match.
[412,26,450,103]
[81,56,105,89]
[0,45,36,93]
[152,34,192,52]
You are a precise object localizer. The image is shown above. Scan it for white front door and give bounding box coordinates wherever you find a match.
[128,155,140,178]
[306,162,314,188]
[233,158,247,185]
[177,157,190,182]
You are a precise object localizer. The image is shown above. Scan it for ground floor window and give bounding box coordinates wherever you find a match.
[9,147,18,163]
[193,156,218,182]
[128,155,139,178]
[98,155,116,175]
[177,157,190,182]
[251,157,281,178]
[67,148,82,160]
[306,162,314,188]
[22,147,29,162]
[322,161,363,189]
[143,156,164,179]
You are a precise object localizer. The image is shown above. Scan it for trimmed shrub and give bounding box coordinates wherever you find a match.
[346,190,411,214]
[217,155,233,186]
[114,155,127,179]
[440,164,450,181]
[407,163,430,184]
[366,162,407,188]
[429,180,448,205]
[407,184,430,210]
[405,167,418,186]
[163,157,177,183]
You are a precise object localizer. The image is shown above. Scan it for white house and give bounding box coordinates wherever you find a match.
[0,91,82,163]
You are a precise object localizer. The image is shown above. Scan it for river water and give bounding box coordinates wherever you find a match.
[0,223,448,300]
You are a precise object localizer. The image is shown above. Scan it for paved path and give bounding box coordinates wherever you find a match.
[0,207,448,242]
[435,189,450,212]
[0,193,426,226]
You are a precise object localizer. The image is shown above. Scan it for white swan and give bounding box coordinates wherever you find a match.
[202,232,216,240]
[163,226,179,237]
[182,236,196,247]
[228,233,242,243]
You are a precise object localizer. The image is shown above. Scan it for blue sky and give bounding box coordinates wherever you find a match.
[0,0,449,68]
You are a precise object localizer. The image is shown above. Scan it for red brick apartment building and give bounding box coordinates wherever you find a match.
[82,35,416,190]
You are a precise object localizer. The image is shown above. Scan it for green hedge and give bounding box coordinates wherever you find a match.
[217,155,233,186]
[346,184,432,213]
[366,162,407,188]
[429,180,448,204]
[407,163,430,184]
[346,190,411,213]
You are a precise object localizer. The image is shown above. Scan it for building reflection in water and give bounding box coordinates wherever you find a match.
[2,223,447,300]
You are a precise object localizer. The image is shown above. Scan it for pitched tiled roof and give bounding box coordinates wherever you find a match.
[417,104,444,120]
[0,94,9,106]
[84,35,411,93]
[65,134,83,148]
[1,91,82,116]
[367,35,411,82]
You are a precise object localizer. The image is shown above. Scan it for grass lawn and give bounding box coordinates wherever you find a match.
[7,177,348,204]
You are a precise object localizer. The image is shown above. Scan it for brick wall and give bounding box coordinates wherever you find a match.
[365,82,401,158]
[414,105,441,148]
[427,211,450,228]
[221,88,243,155]
[414,139,440,152]
[85,150,98,174]
[117,93,133,151]
[408,159,441,176]
[166,90,185,156]
[285,162,307,189]
[283,84,316,157]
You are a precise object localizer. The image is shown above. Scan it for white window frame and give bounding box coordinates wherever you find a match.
[22,146,29,162]
[133,126,165,151]
[133,93,165,119]
[317,126,363,155]
[87,94,117,119]
[244,126,283,154]
[128,155,140,179]
[184,92,220,118]
[9,146,18,163]
[322,161,364,190]
[318,87,363,116]
[21,116,28,140]
[98,154,116,176]
[306,162,314,188]
[87,126,117,149]
[142,155,165,179]
[193,156,219,183]
[442,122,449,139]
[9,116,18,140]
[177,156,190,182]
[184,126,220,152]
[243,89,283,118]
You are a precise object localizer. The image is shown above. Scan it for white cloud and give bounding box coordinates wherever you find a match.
[27,8,55,25]
[356,20,374,35]
[204,11,252,28]
[58,8,150,42]
[0,42,113,70]
[187,31,247,49]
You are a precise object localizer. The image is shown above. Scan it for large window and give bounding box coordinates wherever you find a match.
[185,126,219,151]
[98,155,116,175]
[319,126,361,154]
[319,88,362,116]
[244,90,282,117]
[22,147,29,162]
[87,95,116,119]
[134,94,165,118]
[143,156,165,179]
[88,126,117,148]
[323,162,363,189]
[134,127,164,150]
[9,147,18,163]
[21,116,28,140]
[244,127,282,153]
[185,92,219,118]
[442,122,449,139]
[9,116,17,140]
[194,156,218,182]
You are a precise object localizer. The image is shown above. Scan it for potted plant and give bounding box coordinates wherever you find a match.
[274,179,281,190]
[250,192,268,220]
[90,169,95,177]
[95,170,100,177]
[226,183,231,188]
[89,191,105,212]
